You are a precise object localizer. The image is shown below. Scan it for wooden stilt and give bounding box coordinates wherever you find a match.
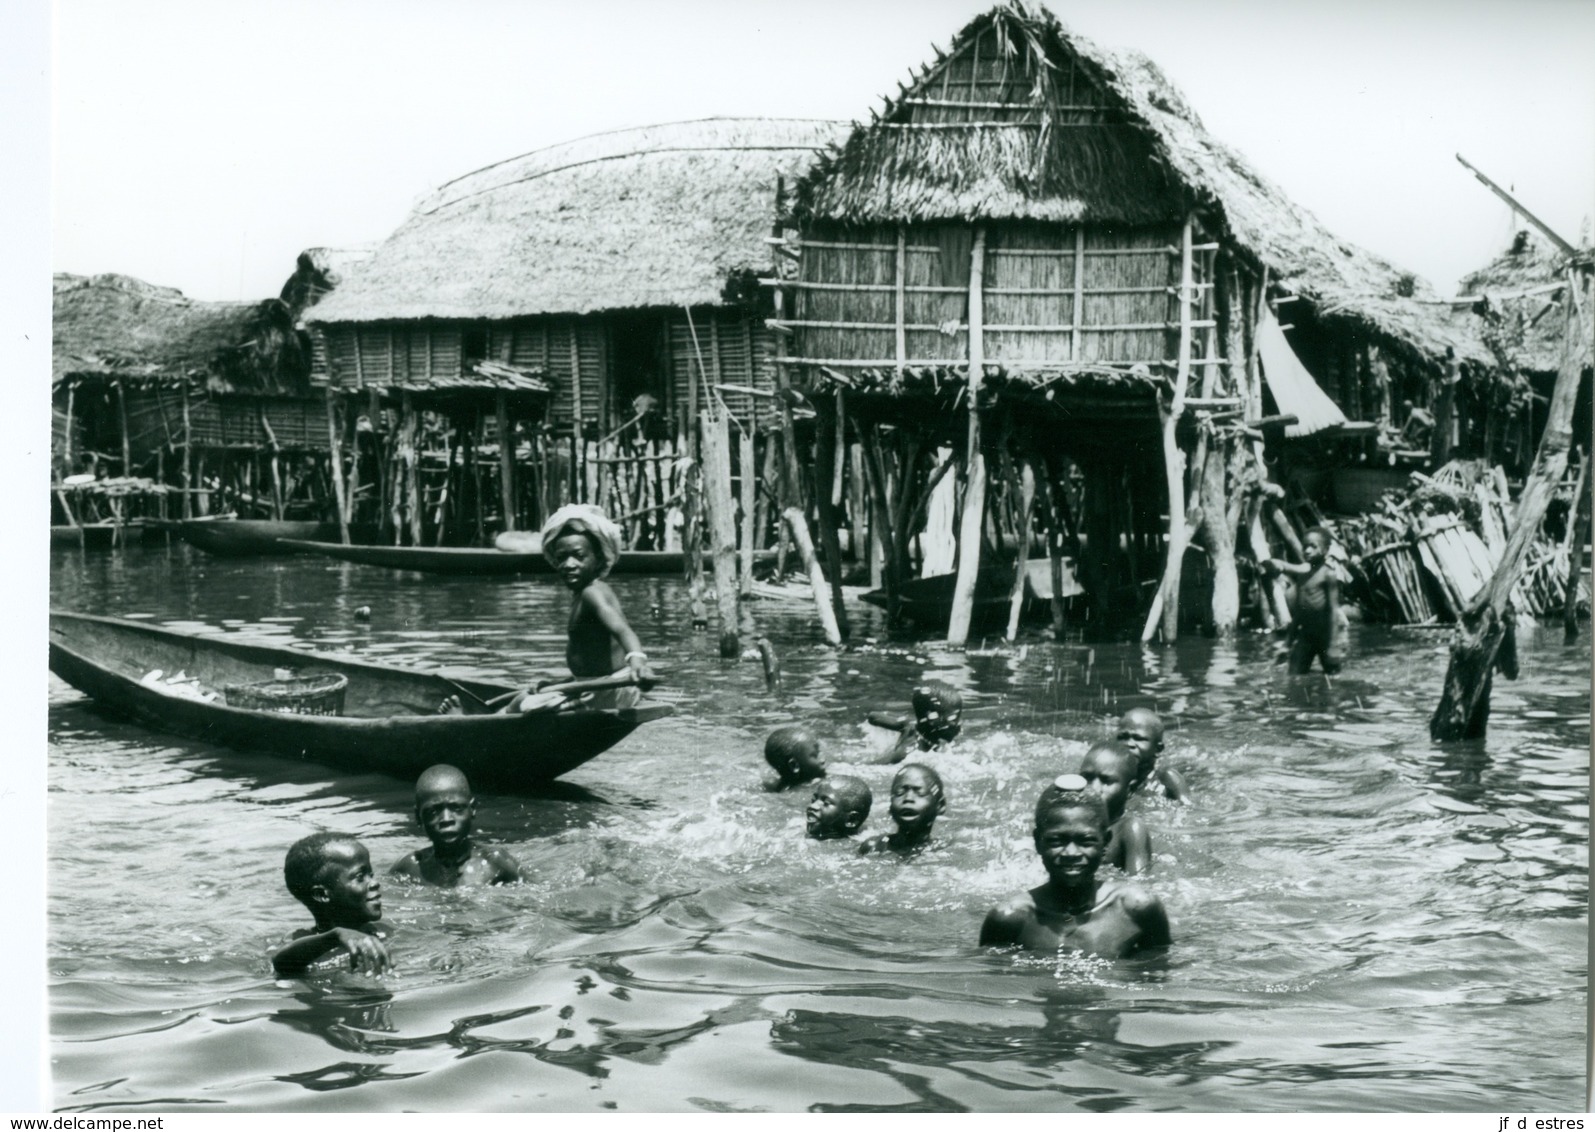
[739,425,756,597]
[1563,449,1589,642]
[948,226,988,646]
[471,412,487,545]
[497,391,516,532]
[325,387,351,544]
[403,393,423,546]
[814,395,851,638]
[702,409,742,656]
[116,378,132,477]
[1005,458,1036,641]
[785,506,842,645]
[860,427,902,621]
[179,384,192,519]
[1143,214,1196,643]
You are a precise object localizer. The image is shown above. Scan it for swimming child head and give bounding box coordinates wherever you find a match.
[888,763,946,835]
[806,775,872,840]
[1078,741,1137,821]
[1115,707,1165,783]
[765,725,826,786]
[284,832,382,927]
[911,682,963,744]
[1032,776,1109,888]
[414,764,476,851]
[540,504,622,582]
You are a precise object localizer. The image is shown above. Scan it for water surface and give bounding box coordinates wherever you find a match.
[49,542,1589,1111]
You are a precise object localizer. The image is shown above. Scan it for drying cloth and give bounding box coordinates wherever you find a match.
[1257,308,1349,438]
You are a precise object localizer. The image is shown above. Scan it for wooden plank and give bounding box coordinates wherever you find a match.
[948,226,987,646]
[739,425,756,597]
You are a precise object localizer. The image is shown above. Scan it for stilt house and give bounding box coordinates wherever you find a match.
[777,2,1491,641]
[304,117,846,548]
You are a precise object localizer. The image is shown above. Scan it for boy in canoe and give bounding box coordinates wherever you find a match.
[1115,707,1189,803]
[272,832,391,976]
[1264,526,1346,676]
[806,775,872,842]
[858,763,945,856]
[765,724,827,790]
[1076,744,1152,876]
[391,765,522,887]
[543,504,654,709]
[979,775,1171,958]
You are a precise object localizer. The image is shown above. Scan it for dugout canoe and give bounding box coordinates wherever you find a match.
[174,518,348,557]
[859,559,1081,629]
[281,540,775,577]
[48,610,673,789]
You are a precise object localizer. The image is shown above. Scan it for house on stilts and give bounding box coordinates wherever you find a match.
[774,1,1493,642]
[303,117,847,550]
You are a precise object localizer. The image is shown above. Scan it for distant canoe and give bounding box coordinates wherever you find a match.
[173,519,351,557]
[860,559,1079,629]
[282,540,773,577]
[49,610,672,790]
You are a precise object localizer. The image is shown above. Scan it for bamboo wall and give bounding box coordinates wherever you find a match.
[665,308,778,430]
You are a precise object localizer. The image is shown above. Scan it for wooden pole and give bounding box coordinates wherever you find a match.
[325,387,351,544]
[62,385,75,475]
[814,394,851,638]
[739,424,756,596]
[116,378,132,476]
[403,393,423,546]
[702,409,742,656]
[1005,458,1036,641]
[1563,449,1589,643]
[785,506,842,645]
[497,391,516,532]
[1143,213,1195,642]
[178,384,192,519]
[948,225,988,646]
[1432,267,1589,740]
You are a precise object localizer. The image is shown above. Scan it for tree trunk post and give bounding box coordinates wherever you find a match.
[948,226,988,646]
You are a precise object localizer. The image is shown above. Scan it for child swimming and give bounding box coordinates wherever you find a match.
[544,504,654,707]
[1265,526,1344,675]
[1115,707,1189,803]
[979,775,1171,958]
[272,832,391,976]
[1075,744,1152,876]
[858,763,945,855]
[871,681,964,762]
[765,724,826,789]
[390,765,522,887]
[806,775,872,842]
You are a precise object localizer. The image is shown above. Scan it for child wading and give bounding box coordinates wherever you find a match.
[542,504,653,708]
[391,765,522,887]
[1265,526,1346,675]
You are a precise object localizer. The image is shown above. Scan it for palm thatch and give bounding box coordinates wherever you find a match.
[307,118,848,325]
[793,1,1486,370]
[53,272,309,394]
[1457,230,1594,375]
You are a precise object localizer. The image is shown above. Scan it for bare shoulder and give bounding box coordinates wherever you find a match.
[1156,765,1190,803]
[1105,880,1171,944]
[979,890,1038,945]
[581,578,621,608]
[390,851,425,878]
[483,846,523,882]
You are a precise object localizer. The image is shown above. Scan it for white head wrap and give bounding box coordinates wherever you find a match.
[540,504,622,577]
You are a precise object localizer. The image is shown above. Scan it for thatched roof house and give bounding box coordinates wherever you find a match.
[1459,230,1594,375]
[306,117,847,434]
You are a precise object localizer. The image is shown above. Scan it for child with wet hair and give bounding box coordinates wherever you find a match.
[858,763,946,856]
[391,765,522,887]
[272,832,391,976]
[1115,707,1189,803]
[1077,742,1152,876]
[980,775,1171,958]
[870,681,965,763]
[805,775,872,842]
[764,724,826,790]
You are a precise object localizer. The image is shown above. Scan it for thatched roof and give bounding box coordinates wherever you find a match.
[53,273,309,393]
[793,2,1487,370]
[1457,230,1593,374]
[307,118,848,325]
[279,246,375,318]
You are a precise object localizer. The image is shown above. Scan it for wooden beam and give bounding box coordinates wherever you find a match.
[497,390,516,531]
[1143,213,1196,643]
[948,226,988,646]
[325,387,351,544]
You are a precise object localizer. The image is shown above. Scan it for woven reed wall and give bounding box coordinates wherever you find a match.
[665,309,777,429]
[320,324,465,391]
[791,220,1183,369]
[187,395,330,451]
[497,317,606,430]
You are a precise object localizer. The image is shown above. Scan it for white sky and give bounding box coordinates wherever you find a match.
[50,0,1595,303]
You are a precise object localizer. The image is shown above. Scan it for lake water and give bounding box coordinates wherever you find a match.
[48,541,1590,1112]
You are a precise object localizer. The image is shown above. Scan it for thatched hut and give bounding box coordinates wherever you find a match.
[778,1,1491,642]
[51,272,319,525]
[304,117,847,548]
[1454,230,1594,475]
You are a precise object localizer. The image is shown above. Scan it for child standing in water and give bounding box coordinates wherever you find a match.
[1115,707,1189,803]
[1266,526,1344,675]
[272,832,391,976]
[1074,744,1152,876]
[542,504,653,708]
[980,776,1171,958]
[858,764,946,856]
[390,765,522,887]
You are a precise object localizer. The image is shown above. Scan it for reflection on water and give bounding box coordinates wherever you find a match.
[48,543,1589,1111]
